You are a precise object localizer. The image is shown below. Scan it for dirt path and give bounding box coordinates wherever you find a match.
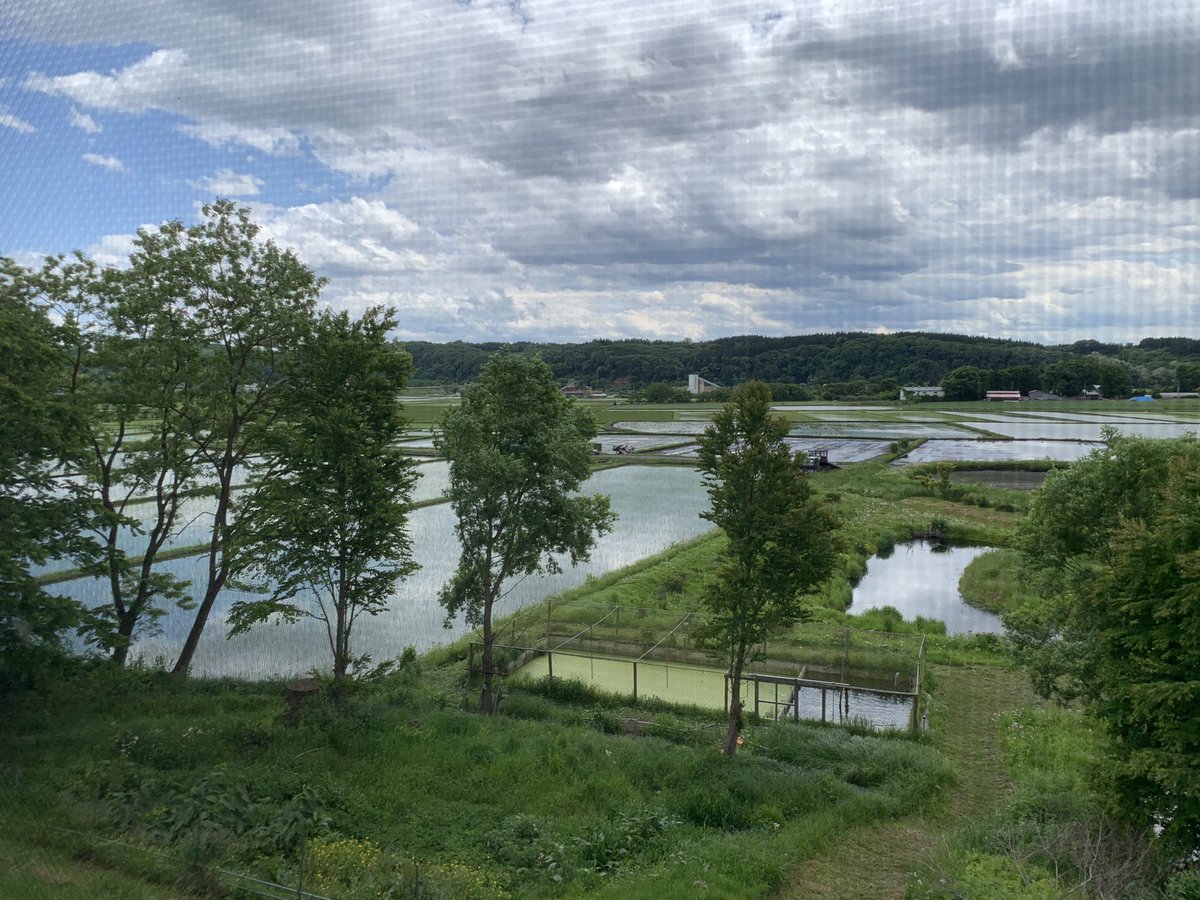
[775,664,1037,899]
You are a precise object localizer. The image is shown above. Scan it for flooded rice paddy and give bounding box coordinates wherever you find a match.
[52,465,714,678]
[897,439,1102,464]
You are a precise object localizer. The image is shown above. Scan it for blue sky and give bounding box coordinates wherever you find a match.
[1,1,1197,344]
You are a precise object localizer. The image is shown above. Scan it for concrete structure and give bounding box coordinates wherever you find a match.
[687,373,722,395]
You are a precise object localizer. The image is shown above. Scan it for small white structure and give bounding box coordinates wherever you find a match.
[688,374,721,395]
[986,390,1022,402]
[899,386,944,400]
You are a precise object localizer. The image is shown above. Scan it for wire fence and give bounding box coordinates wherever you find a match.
[470,603,926,731]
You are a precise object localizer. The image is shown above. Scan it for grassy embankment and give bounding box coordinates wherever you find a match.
[1,453,1096,898]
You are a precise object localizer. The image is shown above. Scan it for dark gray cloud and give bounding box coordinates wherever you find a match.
[782,6,1200,145]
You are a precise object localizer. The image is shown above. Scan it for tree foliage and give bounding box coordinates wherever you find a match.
[0,258,93,689]
[436,351,615,713]
[1012,434,1200,855]
[134,201,325,674]
[227,308,418,681]
[940,365,986,401]
[694,381,839,756]
[35,253,203,663]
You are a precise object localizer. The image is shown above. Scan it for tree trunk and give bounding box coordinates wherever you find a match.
[111,618,133,666]
[172,450,234,675]
[333,562,348,682]
[723,648,747,757]
[481,594,495,715]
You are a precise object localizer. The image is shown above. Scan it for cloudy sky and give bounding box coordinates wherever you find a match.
[1,1,1197,344]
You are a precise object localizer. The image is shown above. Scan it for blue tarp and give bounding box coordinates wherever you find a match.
[1129,395,1156,401]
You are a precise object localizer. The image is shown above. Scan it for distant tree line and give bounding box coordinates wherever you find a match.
[403,334,1200,398]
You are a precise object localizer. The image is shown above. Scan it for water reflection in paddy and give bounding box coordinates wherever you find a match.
[898,439,1101,464]
[849,541,1003,636]
[51,464,715,679]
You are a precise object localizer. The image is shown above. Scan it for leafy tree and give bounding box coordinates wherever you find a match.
[133,201,325,675]
[0,258,90,690]
[437,351,615,713]
[940,366,986,401]
[227,308,418,682]
[639,381,690,403]
[1043,356,1103,397]
[36,254,203,664]
[1012,434,1200,855]
[1174,362,1200,392]
[695,382,839,756]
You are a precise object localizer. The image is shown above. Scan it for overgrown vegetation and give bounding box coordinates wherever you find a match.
[1,659,954,898]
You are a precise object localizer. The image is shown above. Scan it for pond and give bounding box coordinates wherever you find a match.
[52,464,715,679]
[848,541,1003,635]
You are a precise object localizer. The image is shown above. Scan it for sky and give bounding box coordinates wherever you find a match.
[1,0,1197,345]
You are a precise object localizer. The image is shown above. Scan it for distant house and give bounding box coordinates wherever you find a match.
[561,382,594,398]
[986,390,1022,402]
[1027,390,1061,401]
[899,385,944,400]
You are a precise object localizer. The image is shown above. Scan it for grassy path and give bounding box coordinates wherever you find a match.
[776,663,1037,899]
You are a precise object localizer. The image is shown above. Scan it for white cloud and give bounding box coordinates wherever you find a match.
[0,108,35,134]
[188,168,263,197]
[7,0,1199,342]
[68,107,101,133]
[82,153,125,172]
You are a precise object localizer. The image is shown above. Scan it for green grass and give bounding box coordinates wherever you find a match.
[1,663,954,899]
[911,704,1174,899]
[775,663,1040,899]
[957,549,1036,614]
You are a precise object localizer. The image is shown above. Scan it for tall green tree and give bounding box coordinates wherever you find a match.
[0,258,89,690]
[36,254,204,664]
[129,201,325,675]
[226,308,418,682]
[695,381,839,756]
[940,365,986,401]
[437,351,615,713]
[1013,434,1200,855]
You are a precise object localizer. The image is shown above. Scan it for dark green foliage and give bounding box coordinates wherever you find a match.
[1014,434,1200,857]
[695,381,840,754]
[227,307,418,681]
[437,351,615,712]
[0,258,92,691]
[941,365,987,401]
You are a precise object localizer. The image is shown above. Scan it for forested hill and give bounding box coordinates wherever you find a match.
[401,333,1200,391]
